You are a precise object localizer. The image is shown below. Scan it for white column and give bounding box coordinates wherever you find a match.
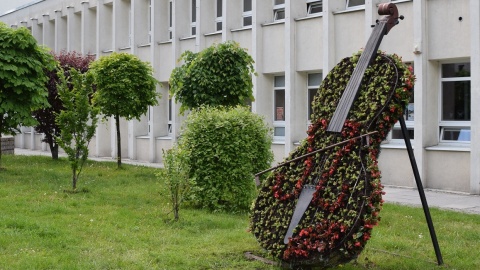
[54,9,67,52]
[413,0,428,186]
[470,0,480,194]
[42,14,52,47]
[365,0,383,42]
[30,18,41,43]
[323,0,344,76]
[284,0,305,154]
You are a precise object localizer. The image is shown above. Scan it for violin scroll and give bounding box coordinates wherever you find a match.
[378,3,402,34]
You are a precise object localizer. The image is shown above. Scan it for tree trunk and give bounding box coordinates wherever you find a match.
[52,144,59,160]
[72,167,77,190]
[115,114,122,168]
[46,135,59,160]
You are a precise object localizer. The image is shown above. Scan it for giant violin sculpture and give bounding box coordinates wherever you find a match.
[251,3,413,268]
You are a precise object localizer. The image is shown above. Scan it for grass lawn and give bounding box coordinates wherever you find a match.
[0,155,479,269]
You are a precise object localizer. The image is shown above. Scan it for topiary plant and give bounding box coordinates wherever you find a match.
[250,51,415,268]
[169,41,256,114]
[178,106,273,212]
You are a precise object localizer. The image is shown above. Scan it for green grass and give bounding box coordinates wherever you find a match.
[0,155,479,269]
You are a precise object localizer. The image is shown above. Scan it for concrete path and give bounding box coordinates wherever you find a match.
[11,148,480,214]
[383,185,480,215]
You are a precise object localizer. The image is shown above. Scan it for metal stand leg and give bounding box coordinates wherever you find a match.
[398,116,443,265]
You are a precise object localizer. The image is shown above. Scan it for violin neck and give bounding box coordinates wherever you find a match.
[327,21,388,133]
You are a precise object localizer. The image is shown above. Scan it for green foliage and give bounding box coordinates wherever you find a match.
[156,147,193,221]
[55,68,99,190]
[89,52,160,167]
[89,52,160,122]
[169,41,256,113]
[33,51,95,159]
[0,22,56,168]
[178,106,273,212]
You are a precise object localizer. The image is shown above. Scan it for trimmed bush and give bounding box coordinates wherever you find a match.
[178,106,273,212]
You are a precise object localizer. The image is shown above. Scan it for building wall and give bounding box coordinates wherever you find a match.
[2,0,479,194]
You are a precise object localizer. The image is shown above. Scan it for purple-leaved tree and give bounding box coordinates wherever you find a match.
[33,51,95,159]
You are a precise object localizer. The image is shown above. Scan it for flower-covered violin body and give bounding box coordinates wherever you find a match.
[251,50,414,268]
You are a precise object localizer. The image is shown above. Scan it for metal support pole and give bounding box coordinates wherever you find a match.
[398,116,443,265]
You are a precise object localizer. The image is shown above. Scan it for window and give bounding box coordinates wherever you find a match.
[243,0,252,26]
[274,0,285,21]
[346,0,365,9]
[307,0,323,15]
[216,0,222,31]
[191,0,197,36]
[274,76,286,140]
[307,73,322,121]
[169,0,173,40]
[391,63,414,140]
[440,63,471,142]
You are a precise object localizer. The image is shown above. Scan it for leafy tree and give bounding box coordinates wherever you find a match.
[89,52,160,168]
[178,106,273,212]
[0,22,56,169]
[33,51,95,159]
[55,68,99,190]
[169,41,256,113]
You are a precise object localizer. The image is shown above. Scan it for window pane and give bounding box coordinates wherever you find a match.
[192,26,196,35]
[216,22,222,31]
[442,63,470,78]
[308,73,322,86]
[347,0,365,7]
[275,9,285,20]
[274,76,285,87]
[217,0,222,17]
[441,128,470,141]
[308,2,323,14]
[442,81,471,121]
[192,0,196,22]
[169,1,173,27]
[243,16,252,26]
[275,89,285,121]
[168,98,172,121]
[391,127,414,140]
[275,0,285,5]
[244,0,252,12]
[274,127,285,137]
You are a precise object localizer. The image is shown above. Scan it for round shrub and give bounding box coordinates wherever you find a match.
[178,106,273,212]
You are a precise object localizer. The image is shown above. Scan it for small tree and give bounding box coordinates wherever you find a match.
[156,147,192,221]
[55,69,99,191]
[89,52,160,168]
[0,22,55,169]
[169,41,255,113]
[33,51,95,159]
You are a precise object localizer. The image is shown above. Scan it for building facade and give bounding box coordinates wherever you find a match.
[2,0,480,194]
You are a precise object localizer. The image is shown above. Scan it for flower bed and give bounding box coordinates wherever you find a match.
[250,51,414,268]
